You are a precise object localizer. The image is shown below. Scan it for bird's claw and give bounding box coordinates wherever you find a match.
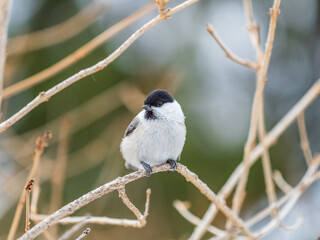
[166,159,177,172]
[141,161,152,177]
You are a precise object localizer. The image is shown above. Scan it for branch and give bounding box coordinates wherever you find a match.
[254,155,320,238]
[230,0,282,228]
[242,0,263,59]
[7,1,108,55]
[258,99,278,217]
[0,0,200,133]
[18,163,255,240]
[188,79,320,239]
[3,2,157,99]
[297,112,313,166]
[273,170,292,194]
[173,200,226,237]
[58,216,90,240]
[0,0,13,112]
[210,155,320,239]
[206,23,257,70]
[25,178,35,232]
[117,187,151,227]
[8,132,52,240]
[49,117,71,238]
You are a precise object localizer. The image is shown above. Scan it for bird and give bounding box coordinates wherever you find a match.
[120,89,186,177]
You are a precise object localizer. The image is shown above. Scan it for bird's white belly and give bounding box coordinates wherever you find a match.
[121,120,185,170]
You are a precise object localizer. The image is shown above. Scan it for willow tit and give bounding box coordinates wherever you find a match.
[120,89,186,177]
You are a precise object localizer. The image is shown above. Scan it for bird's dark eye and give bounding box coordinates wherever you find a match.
[156,101,163,107]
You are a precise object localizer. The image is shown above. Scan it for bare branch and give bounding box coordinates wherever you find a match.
[117,187,151,227]
[31,215,149,227]
[8,132,52,240]
[206,23,257,70]
[49,117,71,238]
[258,100,278,217]
[58,215,90,240]
[156,0,169,17]
[242,0,263,59]
[0,0,200,133]
[273,170,292,194]
[254,155,320,238]
[209,155,320,239]
[7,1,108,56]
[18,163,255,240]
[189,79,320,239]
[3,2,157,99]
[173,200,226,237]
[0,0,13,112]
[230,0,282,228]
[25,178,35,232]
[297,112,313,166]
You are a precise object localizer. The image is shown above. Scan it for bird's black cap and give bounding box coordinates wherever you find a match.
[144,89,174,107]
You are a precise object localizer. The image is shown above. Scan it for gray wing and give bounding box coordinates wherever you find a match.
[124,116,140,137]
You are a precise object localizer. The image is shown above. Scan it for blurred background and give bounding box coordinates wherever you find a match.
[1,0,320,239]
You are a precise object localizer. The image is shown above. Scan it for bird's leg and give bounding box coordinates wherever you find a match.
[166,159,177,172]
[141,161,152,177]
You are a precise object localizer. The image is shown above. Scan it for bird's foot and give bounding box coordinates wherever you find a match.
[166,159,177,172]
[141,161,152,177]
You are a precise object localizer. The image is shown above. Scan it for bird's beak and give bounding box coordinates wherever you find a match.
[142,105,152,111]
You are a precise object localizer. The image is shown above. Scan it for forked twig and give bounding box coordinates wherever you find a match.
[206,24,257,70]
[117,187,151,227]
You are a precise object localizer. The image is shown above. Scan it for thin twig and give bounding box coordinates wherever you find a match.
[258,99,278,217]
[8,132,52,240]
[173,200,226,237]
[242,0,263,59]
[0,0,13,112]
[30,184,40,215]
[0,0,201,133]
[156,0,169,16]
[31,214,148,227]
[49,117,71,238]
[58,215,91,240]
[230,0,282,227]
[3,2,157,99]
[75,228,91,240]
[297,112,313,166]
[118,187,151,227]
[273,170,292,194]
[7,1,108,55]
[206,24,257,70]
[25,178,35,232]
[18,163,254,240]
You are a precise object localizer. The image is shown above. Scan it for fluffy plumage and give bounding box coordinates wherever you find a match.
[120,90,186,175]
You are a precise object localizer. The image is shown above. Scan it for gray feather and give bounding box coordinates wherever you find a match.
[124,117,140,137]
